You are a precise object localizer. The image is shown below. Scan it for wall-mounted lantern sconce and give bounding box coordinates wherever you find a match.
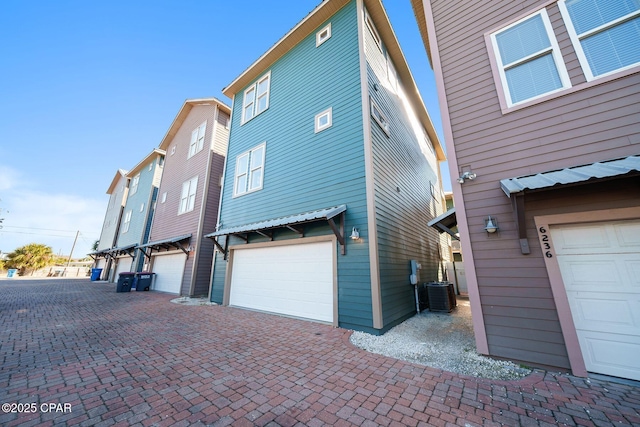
[457,171,477,184]
[484,216,499,234]
[350,227,360,240]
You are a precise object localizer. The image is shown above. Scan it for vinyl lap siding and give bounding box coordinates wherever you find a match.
[212,1,376,331]
[431,0,640,368]
[150,104,222,296]
[117,161,158,248]
[364,9,444,330]
[98,175,128,251]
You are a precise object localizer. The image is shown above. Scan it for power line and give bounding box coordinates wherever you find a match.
[1,225,84,233]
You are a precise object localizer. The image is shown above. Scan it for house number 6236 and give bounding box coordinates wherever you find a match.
[538,226,553,258]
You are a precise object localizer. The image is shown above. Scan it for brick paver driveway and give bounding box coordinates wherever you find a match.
[1,279,638,426]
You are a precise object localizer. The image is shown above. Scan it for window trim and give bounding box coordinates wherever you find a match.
[178,176,198,215]
[188,121,207,158]
[316,23,332,47]
[241,71,271,125]
[370,98,390,137]
[130,173,140,196]
[233,142,266,197]
[364,10,382,52]
[122,210,132,233]
[314,108,333,133]
[489,8,571,108]
[558,0,640,82]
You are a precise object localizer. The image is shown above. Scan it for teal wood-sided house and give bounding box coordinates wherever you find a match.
[110,149,165,278]
[208,0,447,334]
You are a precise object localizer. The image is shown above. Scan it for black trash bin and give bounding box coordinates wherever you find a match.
[135,272,155,291]
[117,272,136,292]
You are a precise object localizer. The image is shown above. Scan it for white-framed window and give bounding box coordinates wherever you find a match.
[233,143,266,197]
[558,0,640,81]
[189,121,207,158]
[160,192,167,204]
[242,71,271,124]
[365,10,382,51]
[316,23,332,47]
[122,210,132,233]
[314,108,333,133]
[130,174,140,196]
[179,176,198,214]
[370,98,390,137]
[490,9,571,106]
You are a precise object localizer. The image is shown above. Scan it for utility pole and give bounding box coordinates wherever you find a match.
[63,230,80,276]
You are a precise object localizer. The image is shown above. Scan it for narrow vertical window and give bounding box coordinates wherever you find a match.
[188,121,207,158]
[559,0,640,80]
[122,210,132,233]
[242,71,271,124]
[233,143,266,196]
[179,177,198,214]
[370,98,390,137]
[490,9,570,106]
[130,174,140,196]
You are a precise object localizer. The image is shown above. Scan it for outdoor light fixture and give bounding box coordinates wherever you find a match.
[484,216,499,234]
[350,227,360,240]
[457,171,477,184]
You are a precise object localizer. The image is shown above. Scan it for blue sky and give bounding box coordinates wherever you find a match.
[0,0,446,258]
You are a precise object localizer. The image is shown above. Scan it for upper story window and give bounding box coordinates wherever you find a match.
[365,11,382,52]
[370,98,390,137]
[490,9,571,106]
[242,72,271,124]
[316,23,332,47]
[315,108,332,133]
[558,0,640,81]
[189,121,207,158]
[179,176,198,214]
[122,210,132,233]
[130,174,140,196]
[233,143,266,197]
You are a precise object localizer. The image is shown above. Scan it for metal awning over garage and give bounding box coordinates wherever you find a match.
[500,155,640,197]
[137,234,192,258]
[206,205,348,257]
[427,207,458,240]
[500,155,640,254]
[88,248,112,260]
[108,243,138,258]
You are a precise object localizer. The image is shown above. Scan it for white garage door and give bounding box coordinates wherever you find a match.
[551,219,640,381]
[230,240,334,323]
[151,252,186,294]
[113,257,133,282]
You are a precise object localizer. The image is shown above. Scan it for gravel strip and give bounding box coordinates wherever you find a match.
[350,297,532,380]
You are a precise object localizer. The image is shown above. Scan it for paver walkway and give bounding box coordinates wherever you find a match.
[0,279,638,426]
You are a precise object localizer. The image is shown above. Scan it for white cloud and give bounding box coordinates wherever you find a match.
[0,189,107,258]
[0,165,21,191]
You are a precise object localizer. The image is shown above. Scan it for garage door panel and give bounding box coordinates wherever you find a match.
[552,219,640,381]
[580,331,640,381]
[152,253,186,294]
[230,241,334,323]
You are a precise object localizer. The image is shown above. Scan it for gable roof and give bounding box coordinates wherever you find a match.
[158,98,231,151]
[106,169,128,194]
[126,149,166,178]
[222,0,444,161]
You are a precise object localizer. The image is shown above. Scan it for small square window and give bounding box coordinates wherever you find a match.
[140,203,145,212]
[161,192,167,204]
[316,23,331,47]
[170,146,176,156]
[314,108,332,133]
